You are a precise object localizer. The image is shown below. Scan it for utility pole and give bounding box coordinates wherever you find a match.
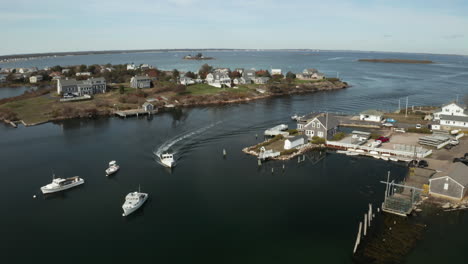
[398,99,401,112]
[405,97,408,118]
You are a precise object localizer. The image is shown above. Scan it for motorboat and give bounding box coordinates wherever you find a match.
[106,160,120,176]
[346,152,359,156]
[160,153,175,168]
[389,157,399,162]
[41,175,84,194]
[122,187,148,216]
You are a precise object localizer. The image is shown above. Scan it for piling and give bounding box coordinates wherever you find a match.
[353,222,362,254]
[271,168,274,174]
[223,149,227,156]
[364,213,367,236]
[282,164,285,171]
[258,159,262,166]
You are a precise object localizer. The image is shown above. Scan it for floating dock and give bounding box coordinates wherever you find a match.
[114,109,158,118]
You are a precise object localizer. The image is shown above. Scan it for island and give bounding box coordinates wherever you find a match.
[183,53,214,60]
[358,59,433,64]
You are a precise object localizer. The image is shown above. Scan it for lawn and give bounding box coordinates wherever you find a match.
[0,96,55,124]
[187,83,253,95]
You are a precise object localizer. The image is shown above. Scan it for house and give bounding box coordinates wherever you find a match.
[213,68,230,74]
[127,64,137,70]
[29,75,43,83]
[76,72,91,76]
[130,75,152,88]
[243,69,256,79]
[179,76,195,86]
[296,68,324,80]
[235,68,244,74]
[142,102,154,112]
[439,115,468,128]
[271,69,282,75]
[284,135,307,150]
[233,77,251,85]
[312,72,325,80]
[206,73,231,88]
[433,102,467,120]
[429,163,468,200]
[57,77,106,96]
[253,77,270,84]
[140,64,150,70]
[300,113,340,139]
[360,110,384,122]
[62,69,70,74]
[0,75,6,83]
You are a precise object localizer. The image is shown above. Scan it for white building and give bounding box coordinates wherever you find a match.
[179,76,195,86]
[76,72,91,76]
[127,64,137,70]
[29,75,43,83]
[142,102,154,112]
[271,69,282,75]
[359,110,384,122]
[439,115,468,128]
[433,102,467,120]
[130,75,152,88]
[284,135,307,150]
[206,73,231,88]
[57,77,106,96]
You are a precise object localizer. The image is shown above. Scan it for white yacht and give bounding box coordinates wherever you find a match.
[160,153,175,168]
[41,175,84,194]
[122,188,148,216]
[105,160,120,176]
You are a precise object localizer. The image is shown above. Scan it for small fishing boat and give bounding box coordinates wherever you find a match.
[346,152,359,156]
[41,175,84,194]
[355,149,365,153]
[105,160,120,176]
[160,153,175,168]
[369,151,379,155]
[380,156,389,161]
[389,157,399,162]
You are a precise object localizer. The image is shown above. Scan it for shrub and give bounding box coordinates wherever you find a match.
[287,129,298,135]
[311,136,326,144]
[406,127,432,134]
[332,132,346,141]
[280,149,298,156]
[370,133,381,139]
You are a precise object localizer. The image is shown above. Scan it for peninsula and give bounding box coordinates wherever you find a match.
[358,59,433,64]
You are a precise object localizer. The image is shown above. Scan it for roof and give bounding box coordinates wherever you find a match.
[441,101,466,109]
[360,109,384,116]
[287,135,308,142]
[132,75,151,81]
[431,163,468,187]
[142,102,153,107]
[315,113,340,129]
[439,115,468,122]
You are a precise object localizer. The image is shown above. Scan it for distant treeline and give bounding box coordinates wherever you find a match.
[358,59,433,64]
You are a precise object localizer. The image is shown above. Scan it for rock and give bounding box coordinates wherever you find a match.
[442,202,451,209]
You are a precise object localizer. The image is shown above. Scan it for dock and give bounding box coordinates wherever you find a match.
[114,109,158,118]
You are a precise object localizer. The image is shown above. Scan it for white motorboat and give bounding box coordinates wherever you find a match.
[380,156,389,161]
[346,152,359,156]
[160,153,175,168]
[372,155,381,159]
[389,157,399,162]
[122,188,148,216]
[355,149,365,153]
[41,175,84,194]
[105,160,120,176]
[369,151,379,155]
[336,150,349,154]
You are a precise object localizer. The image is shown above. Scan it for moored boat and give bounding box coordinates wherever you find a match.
[106,160,120,176]
[41,175,84,194]
[122,188,148,216]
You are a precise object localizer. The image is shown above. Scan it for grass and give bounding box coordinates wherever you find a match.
[186,83,252,95]
[0,96,55,124]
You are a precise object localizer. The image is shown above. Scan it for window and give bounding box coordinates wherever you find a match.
[316,123,320,129]
[311,131,315,136]
[318,131,324,137]
[443,183,449,190]
[311,122,315,128]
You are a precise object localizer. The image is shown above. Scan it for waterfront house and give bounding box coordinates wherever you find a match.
[140,64,150,71]
[243,69,256,79]
[312,72,325,80]
[179,76,195,86]
[235,68,244,74]
[62,69,70,74]
[284,135,307,150]
[29,75,43,83]
[429,163,468,200]
[130,75,152,88]
[300,113,339,139]
[233,77,252,85]
[57,77,106,96]
[253,77,270,84]
[433,102,467,121]
[271,69,282,75]
[142,102,154,112]
[296,68,325,80]
[127,64,137,70]
[0,75,6,83]
[439,115,468,129]
[206,73,231,88]
[76,72,91,77]
[360,110,384,122]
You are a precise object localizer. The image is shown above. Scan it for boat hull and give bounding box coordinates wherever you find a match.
[106,166,119,176]
[41,179,84,194]
[122,194,148,216]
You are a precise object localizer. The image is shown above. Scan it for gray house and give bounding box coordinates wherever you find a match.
[429,163,468,200]
[142,102,154,112]
[57,77,106,96]
[130,75,152,88]
[243,69,256,79]
[299,113,339,139]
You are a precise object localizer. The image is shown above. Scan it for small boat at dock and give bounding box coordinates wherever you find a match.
[105,160,120,176]
[389,157,399,162]
[41,175,84,194]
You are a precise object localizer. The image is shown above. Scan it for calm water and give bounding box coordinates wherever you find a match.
[0,86,39,99]
[0,51,468,263]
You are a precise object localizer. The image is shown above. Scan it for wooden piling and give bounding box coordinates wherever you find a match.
[364,213,367,236]
[258,159,262,166]
[353,222,362,254]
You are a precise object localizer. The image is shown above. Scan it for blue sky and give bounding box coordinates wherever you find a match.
[1,0,468,55]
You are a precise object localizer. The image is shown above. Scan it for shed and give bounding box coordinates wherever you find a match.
[284,135,307,150]
[142,102,154,112]
[429,163,468,200]
[360,110,384,122]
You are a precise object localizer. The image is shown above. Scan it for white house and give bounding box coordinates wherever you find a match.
[429,163,468,200]
[433,102,467,120]
[127,64,137,70]
[253,77,270,84]
[439,115,468,128]
[76,72,91,76]
[142,102,154,112]
[233,77,251,85]
[206,73,231,88]
[179,76,195,86]
[284,135,307,150]
[29,75,43,83]
[130,75,152,88]
[271,69,282,75]
[360,110,384,122]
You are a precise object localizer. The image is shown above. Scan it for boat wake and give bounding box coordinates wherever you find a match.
[153,121,222,161]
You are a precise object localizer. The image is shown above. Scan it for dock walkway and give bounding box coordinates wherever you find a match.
[114,109,158,118]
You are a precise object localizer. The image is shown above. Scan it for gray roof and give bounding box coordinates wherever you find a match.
[439,115,468,122]
[59,78,79,86]
[315,113,340,129]
[287,135,308,142]
[432,163,468,187]
[360,109,384,116]
[132,75,151,81]
[142,102,153,107]
[441,101,466,109]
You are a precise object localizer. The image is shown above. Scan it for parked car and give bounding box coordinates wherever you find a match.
[415,124,422,129]
[394,128,405,133]
[417,160,429,168]
[377,136,390,143]
[382,123,394,127]
[453,158,468,165]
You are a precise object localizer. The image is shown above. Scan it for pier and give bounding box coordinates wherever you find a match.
[114,109,158,118]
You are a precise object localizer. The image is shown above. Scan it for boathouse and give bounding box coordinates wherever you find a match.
[284,135,307,150]
[142,102,154,112]
[359,110,384,122]
[429,163,468,200]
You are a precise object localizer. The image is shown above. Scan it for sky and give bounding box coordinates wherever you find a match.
[1,0,468,55]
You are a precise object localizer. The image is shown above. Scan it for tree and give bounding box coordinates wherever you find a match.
[172,69,180,79]
[185,71,196,79]
[198,64,213,79]
[119,85,125,94]
[51,65,63,72]
[79,64,87,72]
[196,53,203,58]
[286,71,296,79]
[256,70,271,78]
[229,71,241,79]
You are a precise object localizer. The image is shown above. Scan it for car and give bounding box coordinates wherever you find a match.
[465,153,468,159]
[394,128,405,133]
[449,139,459,146]
[417,160,429,168]
[453,158,468,166]
[382,123,394,127]
[377,136,390,143]
[415,124,422,129]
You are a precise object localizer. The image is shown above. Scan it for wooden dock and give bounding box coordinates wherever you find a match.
[114,109,158,118]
